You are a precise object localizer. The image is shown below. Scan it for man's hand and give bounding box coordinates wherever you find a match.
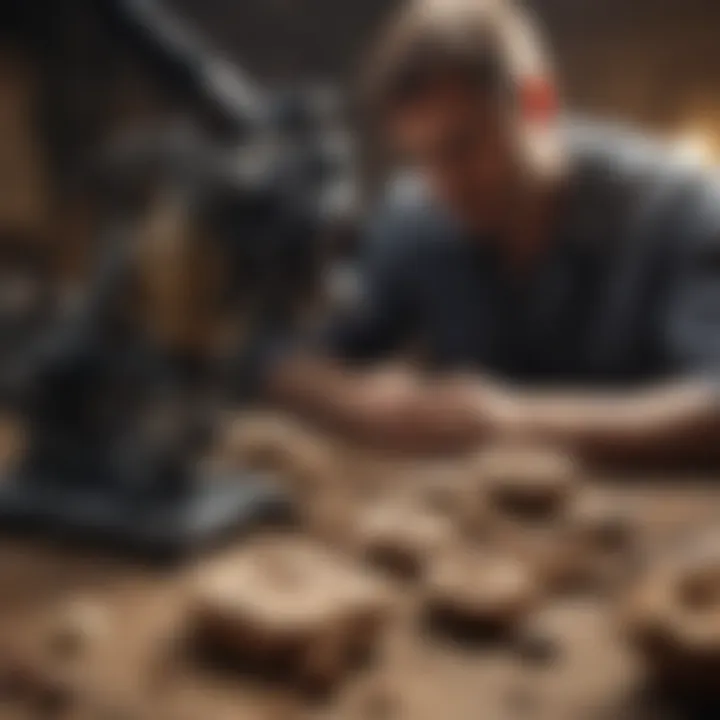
[482,381,720,466]
[267,357,494,454]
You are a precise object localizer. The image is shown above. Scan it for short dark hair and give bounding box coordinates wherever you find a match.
[363,0,543,118]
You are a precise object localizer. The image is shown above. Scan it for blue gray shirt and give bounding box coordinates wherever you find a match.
[315,120,720,388]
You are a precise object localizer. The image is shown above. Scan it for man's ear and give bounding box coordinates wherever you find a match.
[518,75,558,127]
[515,76,564,183]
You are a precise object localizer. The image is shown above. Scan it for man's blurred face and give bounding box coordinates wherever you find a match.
[385,77,519,233]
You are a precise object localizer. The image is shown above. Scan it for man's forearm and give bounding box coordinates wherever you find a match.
[267,354,720,465]
[266,356,488,454]
[501,381,720,465]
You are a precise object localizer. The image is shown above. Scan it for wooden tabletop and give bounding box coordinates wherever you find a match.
[0,478,718,720]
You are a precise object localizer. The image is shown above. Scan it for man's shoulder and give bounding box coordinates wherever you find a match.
[565,117,715,204]
[564,117,720,249]
[566,119,666,191]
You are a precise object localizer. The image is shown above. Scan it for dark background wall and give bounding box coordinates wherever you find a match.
[171,0,720,138]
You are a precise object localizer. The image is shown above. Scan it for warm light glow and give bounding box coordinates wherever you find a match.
[674,129,717,166]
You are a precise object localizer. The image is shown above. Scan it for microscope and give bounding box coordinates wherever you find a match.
[0,0,356,558]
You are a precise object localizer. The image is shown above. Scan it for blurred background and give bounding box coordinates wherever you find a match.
[172,0,720,134]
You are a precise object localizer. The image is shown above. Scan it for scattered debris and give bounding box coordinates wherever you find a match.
[423,547,539,638]
[620,530,720,695]
[187,537,393,689]
[474,444,579,520]
[47,598,109,659]
[355,501,456,580]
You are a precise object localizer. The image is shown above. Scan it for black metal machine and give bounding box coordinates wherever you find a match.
[0,0,355,558]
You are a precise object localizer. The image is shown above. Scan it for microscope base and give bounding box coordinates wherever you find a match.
[0,467,293,560]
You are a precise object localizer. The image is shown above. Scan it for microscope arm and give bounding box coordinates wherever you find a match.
[97,0,267,135]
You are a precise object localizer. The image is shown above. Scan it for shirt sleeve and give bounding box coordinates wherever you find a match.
[663,174,720,382]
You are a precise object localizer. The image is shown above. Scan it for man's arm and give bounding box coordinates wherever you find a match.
[266,340,720,464]
[265,242,720,464]
[495,178,720,467]
[267,354,490,454]
[269,355,720,464]
[491,381,720,466]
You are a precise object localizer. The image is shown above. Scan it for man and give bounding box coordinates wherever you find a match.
[261,0,720,465]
